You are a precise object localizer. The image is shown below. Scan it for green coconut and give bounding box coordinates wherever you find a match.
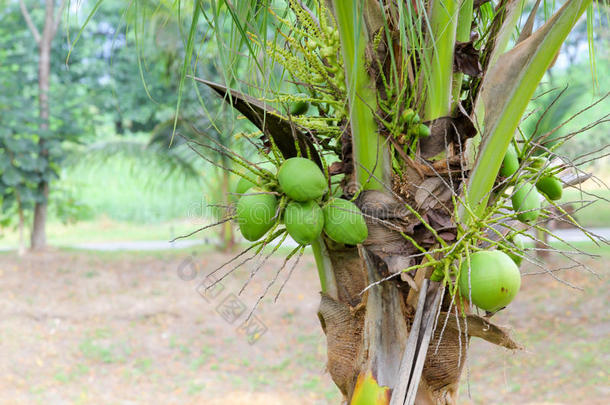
[500,143,519,177]
[236,187,278,242]
[284,200,325,245]
[458,250,521,312]
[416,123,431,137]
[506,234,525,266]
[511,182,542,223]
[277,157,328,202]
[530,156,547,169]
[536,175,563,201]
[401,108,416,124]
[322,198,368,245]
[235,176,257,196]
[234,162,277,198]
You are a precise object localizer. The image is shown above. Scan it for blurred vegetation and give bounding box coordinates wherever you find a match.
[61,153,203,223]
[0,0,250,246]
[0,1,93,232]
[1,0,608,247]
[522,61,609,163]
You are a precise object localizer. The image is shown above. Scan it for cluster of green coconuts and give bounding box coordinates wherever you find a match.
[456,145,564,313]
[234,157,368,247]
[501,143,564,223]
[233,144,562,313]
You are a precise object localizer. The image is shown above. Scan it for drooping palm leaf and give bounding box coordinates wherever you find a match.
[190,77,323,167]
[464,0,593,221]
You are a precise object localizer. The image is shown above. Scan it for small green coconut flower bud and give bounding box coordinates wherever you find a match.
[416,123,431,137]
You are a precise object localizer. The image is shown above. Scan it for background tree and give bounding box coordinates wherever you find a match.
[18,0,67,250]
[2,0,241,250]
[2,0,92,252]
[69,0,250,251]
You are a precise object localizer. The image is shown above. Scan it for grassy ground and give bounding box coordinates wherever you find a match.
[0,247,607,404]
[59,154,206,223]
[0,217,206,248]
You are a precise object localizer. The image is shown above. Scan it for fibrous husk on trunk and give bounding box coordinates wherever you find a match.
[318,292,366,396]
[317,189,522,404]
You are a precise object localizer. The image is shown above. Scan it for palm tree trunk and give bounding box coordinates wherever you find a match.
[318,191,467,404]
[317,183,523,404]
[16,192,26,256]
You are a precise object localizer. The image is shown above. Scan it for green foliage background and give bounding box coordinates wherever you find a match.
[0,0,608,242]
[0,0,239,231]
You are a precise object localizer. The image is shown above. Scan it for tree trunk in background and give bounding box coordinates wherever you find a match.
[20,0,64,250]
[16,194,26,256]
[30,182,49,250]
[30,0,55,250]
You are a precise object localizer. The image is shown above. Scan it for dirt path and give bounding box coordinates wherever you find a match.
[0,250,607,404]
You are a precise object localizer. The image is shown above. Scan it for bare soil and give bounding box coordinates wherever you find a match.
[0,249,607,404]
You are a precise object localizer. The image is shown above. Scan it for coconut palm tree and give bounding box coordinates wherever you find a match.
[92,0,606,403]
